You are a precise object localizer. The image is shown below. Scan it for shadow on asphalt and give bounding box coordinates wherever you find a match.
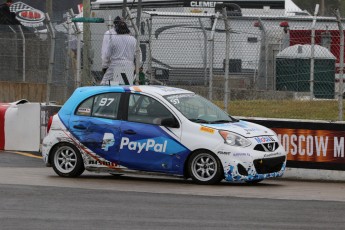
[47,172,284,187]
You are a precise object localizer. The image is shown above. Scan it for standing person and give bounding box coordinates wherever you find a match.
[138,67,149,85]
[101,16,121,75]
[100,21,137,85]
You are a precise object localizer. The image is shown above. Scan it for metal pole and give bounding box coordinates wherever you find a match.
[8,26,18,74]
[18,25,25,82]
[65,11,72,100]
[136,0,142,35]
[82,0,91,85]
[45,13,56,105]
[126,7,140,82]
[334,9,344,121]
[122,0,127,18]
[208,12,219,100]
[223,8,230,113]
[69,9,82,88]
[198,18,208,87]
[126,7,140,84]
[310,4,319,100]
[147,18,153,82]
[46,0,53,20]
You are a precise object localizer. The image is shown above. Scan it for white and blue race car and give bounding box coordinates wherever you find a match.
[42,85,286,184]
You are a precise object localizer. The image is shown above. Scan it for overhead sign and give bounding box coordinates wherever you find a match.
[10,1,45,28]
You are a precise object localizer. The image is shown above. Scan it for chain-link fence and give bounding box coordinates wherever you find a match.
[0,5,345,120]
[0,10,76,104]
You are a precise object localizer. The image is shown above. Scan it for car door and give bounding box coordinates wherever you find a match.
[118,93,188,174]
[69,92,123,164]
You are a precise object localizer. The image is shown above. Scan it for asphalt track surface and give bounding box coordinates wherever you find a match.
[1,150,345,230]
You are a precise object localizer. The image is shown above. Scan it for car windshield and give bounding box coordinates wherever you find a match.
[164,93,235,124]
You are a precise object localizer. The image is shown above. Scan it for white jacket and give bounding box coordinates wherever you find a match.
[101,28,117,69]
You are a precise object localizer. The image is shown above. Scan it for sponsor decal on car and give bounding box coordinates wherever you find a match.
[217,151,231,155]
[232,153,251,157]
[101,133,115,151]
[254,136,275,144]
[120,137,167,153]
[264,152,281,157]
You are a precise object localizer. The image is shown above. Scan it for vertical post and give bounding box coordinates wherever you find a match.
[122,0,127,18]
[65,11,72,100]
[223,8,230,112]
[46,0,53,20]
[334,9,344,121]
[310,4,319,100]
[126,7,140,83]
[198,18,208,87]
[83,0,91,85]
[147,17,153,82]
[137,0,142,36]
[76,31,82,87]
[208,12,219,100]
[8,26,18,75]
[18,25,25,82]
[70,9,82,88]
[45,13,56,105]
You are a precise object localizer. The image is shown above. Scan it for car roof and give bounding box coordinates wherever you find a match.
[59,85,194,115]
[75,85,193,96]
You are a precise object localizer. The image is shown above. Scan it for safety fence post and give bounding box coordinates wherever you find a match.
[334,8,344,121]
[45,13,56,105]
[208,12,219,100]
[223,8,230,113]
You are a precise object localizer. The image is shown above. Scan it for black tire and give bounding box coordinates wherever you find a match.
[187,150,223,185]
[51,143,85,177]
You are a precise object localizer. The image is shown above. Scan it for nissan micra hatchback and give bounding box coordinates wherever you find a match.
[42,85,286,184]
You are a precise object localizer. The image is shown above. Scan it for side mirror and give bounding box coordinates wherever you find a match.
[161,117,180,128]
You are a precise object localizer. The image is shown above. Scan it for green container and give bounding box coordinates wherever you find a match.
[276,45,336,99]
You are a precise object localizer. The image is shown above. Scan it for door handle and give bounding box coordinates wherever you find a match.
[73,125,87,130]
[124,129,136,135]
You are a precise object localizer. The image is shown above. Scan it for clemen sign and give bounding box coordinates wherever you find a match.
[185,1,223,8]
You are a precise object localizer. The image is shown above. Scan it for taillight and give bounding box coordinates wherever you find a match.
[47,116,53,133]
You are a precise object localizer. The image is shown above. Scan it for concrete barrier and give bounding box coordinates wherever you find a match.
[0,100,41,152]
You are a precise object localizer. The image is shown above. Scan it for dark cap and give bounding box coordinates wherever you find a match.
[116,21,130,34]
[113,16,121,25]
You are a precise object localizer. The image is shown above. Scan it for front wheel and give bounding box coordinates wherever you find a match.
[51,143,85,177]
[188,151,223,185]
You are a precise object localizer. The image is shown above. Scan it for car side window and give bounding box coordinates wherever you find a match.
[128,94,174,125]
[92,93,121,119]
[76,97,93,116]
[75,93,121,119]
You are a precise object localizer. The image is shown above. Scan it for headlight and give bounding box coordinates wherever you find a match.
[219,131,251,147]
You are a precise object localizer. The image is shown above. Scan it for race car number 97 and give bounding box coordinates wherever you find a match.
[99,98,114,106]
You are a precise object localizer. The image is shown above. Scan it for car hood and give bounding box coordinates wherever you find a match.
[202,120,274,138]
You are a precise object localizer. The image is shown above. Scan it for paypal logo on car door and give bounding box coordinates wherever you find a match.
[119,122,190,174]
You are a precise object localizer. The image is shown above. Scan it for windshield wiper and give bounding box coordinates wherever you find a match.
[189,118,210,124]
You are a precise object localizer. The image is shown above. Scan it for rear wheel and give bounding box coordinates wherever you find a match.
[51,143,85,177]
[188,151,223,185]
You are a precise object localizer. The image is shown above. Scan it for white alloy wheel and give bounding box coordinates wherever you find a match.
[188,151,223,184]
[51,144,84,177]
